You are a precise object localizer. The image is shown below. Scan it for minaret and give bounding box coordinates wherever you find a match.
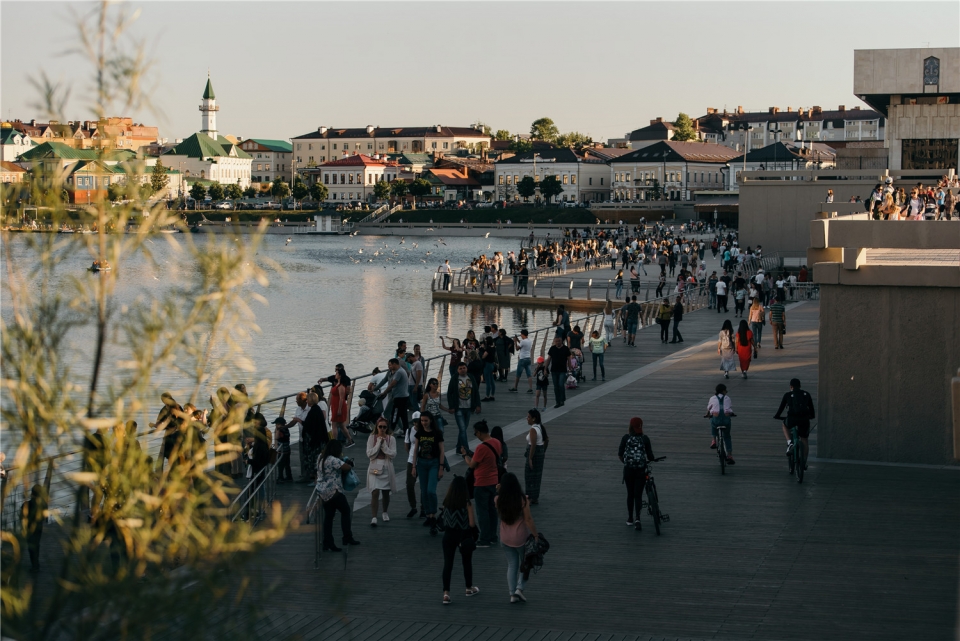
[199,73,219,140]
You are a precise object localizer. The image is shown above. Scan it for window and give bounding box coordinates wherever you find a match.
[625,173,630,182]
[571,175,576,185]
[308,144,313,150]
[324,174,329,184]
[367,143,373,150]
[563,175,568,184]
[321,145,325,150]
[340,174,346,184]
[499,175,504,185]
[443,142,449,149]
[355,144,361,151]
[356,173,361,184]
[332,174,338,184]
[308,156,314,163]
[431,142,437,149]
[348,173,354,184]
[333,144,338,150]
[256,164,262,171]
[264,164,270,172]
[589,177,593,185]
[514,175,519,184]
[600,177,603,185]
[297,156,302,163]
[379,143,385,150]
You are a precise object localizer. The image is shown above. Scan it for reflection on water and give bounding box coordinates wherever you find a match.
[1,233,564,424]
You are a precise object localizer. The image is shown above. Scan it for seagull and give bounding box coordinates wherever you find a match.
[426,227,434,231]
[484,232,490,238]
[350,230,359,236]
[438,238,446,245]
[412,242,418,248]
[487,244,491,250]
[400,237,405,244]
[358,248,363,254]
[285,237,292,245]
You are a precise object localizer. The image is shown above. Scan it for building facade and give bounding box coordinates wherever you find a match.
[608,141,740,202]
[1,124,36,161]
[291,125,490,167]
[306,154,400,202]
[854,47,960,171]
[494,148,610,204]
[239,139,293,184]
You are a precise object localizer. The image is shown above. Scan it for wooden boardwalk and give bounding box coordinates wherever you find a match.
[248,301,959,641]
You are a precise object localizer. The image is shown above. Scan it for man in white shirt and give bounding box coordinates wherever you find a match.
[509,329,535,393]
[715,278,729,313]
[438,260,452,291]
[404,413,422,518]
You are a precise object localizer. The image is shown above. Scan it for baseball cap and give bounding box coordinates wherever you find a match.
[536,356,545,363]
[629,417,643,431]
[411,411,421,420]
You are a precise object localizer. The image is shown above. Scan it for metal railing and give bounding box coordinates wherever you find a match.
[353,203,390,225]
[229,457,280,525]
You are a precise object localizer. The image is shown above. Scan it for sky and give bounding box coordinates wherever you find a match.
[2,1,958,144]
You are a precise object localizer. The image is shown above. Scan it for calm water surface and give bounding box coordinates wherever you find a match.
[1,233,563,424]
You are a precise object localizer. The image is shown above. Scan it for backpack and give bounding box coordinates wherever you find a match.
[788,390,812,421]
[622,435,647,469]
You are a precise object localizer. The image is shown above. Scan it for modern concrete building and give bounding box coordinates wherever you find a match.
[854,47,960,172]
[808,213,960,465]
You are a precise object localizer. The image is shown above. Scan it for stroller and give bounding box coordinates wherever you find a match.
[567,348,584,386]
[349,389,383,435]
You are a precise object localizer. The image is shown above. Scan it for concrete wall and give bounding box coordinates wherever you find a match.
[739,180,875,253]
[817,284,960,465]
[854,48,960,95]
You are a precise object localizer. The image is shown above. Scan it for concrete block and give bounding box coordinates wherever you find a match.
[810,219,828,248]
[842,247,866,270]
[813,261,840,284]
[954,368,960,461]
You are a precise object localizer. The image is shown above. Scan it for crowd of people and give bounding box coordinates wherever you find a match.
[860,176,959,220]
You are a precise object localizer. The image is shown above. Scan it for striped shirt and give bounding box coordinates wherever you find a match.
[769,303,785,323]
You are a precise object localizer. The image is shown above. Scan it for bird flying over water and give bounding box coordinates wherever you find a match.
[484,232,490,238]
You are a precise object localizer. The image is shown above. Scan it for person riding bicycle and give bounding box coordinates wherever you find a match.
[618,417,654,528]
[773,378,816,465]
[707,384,735,465]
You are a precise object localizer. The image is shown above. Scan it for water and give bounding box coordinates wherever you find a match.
[1,233,565,427]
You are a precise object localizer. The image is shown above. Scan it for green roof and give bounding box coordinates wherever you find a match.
[68,160,122,175]
[1,127,32,145]
[203,77,216,100]
[398,153,432,165]
[164,133,251,160]
[247,138,292,153]
[18,141,99,161]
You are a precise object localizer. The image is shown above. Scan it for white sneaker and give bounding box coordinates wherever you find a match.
[370,517,377,527]
[381,512,390,522]
[785,441,794,455]
[514,588,526,602]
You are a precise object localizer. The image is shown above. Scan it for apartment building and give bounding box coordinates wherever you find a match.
[305,154,400,202]
[239,139,293,184]
[494,148,611,204]
[291,125,490,167]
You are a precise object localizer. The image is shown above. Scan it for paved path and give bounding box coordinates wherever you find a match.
[250,301,960,641]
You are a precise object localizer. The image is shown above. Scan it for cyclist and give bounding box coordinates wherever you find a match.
[618,417,654,527]
[707,384,735,465]
[773,378,816,467]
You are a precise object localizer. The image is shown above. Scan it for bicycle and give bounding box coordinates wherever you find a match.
[706,413,736,475]
[782,420,814,484]
[638,456,669,535]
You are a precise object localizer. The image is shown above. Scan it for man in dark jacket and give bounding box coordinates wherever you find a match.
[774,378,816,463]
[447,362,481,455]
[297,392,328,483]
[669,296,684,343]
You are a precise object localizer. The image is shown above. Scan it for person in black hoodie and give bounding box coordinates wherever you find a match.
[298,392,329,483]
[669,296,684,343]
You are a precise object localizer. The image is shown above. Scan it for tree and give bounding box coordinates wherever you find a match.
[291,178,309,207]
[243,186,257,198]
[389,179,408,200]
[139,182,155,200]
[556,131,592,149]
[650,178,663,201]
[0,4,294,640]
[373,180,391,201]
[407,178,431,206]
[539,175,564,204]
[150,159,169,194]
[189,182,207,202]
[672,113,698,142]
[107,182,124,202]
[270,178,290,201]
[207,182,225,201]
[309,181,328,203]
[530,117,559,142]
[508,139,533,154]
[517,176,536,202]
[225,183,243,200]
[494,129,512,141]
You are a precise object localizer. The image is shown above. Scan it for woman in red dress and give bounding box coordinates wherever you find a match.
[736,320,754,380]
[329,371,355,447]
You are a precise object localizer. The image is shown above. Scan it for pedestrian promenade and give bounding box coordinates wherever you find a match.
[253,301,960,641]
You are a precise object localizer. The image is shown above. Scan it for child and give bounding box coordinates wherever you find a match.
[274,416,292,483]
[534,357,549,410]
[734,286,746,318]
[490,425,509,469]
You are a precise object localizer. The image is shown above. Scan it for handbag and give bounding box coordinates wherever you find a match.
[342,466,360,492]
[369,458,386,475]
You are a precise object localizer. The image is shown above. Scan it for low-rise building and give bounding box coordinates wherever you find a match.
[726,142,837,188]
[238,139,293,184]
[608,141,740,202]
[494,148,610,204]
[291,125,490,167]
[1,124,37,161]
[305,154,400,203]
[0,160,27,183]
[5,117,159,151]
[423,167,481,202]
[161,133,252,188]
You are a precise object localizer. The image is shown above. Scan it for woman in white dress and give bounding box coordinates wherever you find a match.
[366,418,397,527]
[718,319,737,379]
